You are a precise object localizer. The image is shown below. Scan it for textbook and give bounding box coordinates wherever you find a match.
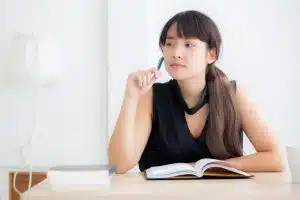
[145,158,253,179]
[48,164,116,188]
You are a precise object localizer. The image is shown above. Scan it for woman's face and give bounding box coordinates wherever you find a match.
[162,23,216,80]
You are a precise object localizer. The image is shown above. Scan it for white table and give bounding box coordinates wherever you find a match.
[21,172,300,200]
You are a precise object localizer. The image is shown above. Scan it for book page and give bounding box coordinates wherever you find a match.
[195,158,227,172]
[145,163,197,178]
[194,159,253,178]
[201,164,253,177]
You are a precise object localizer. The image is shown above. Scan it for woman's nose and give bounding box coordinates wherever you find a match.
[172,47,184,59]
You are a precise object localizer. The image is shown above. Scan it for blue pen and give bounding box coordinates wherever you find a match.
[157,57,164,70]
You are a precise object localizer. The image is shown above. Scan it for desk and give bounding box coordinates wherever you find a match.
[0,166,48,200]
[21,172,300,200]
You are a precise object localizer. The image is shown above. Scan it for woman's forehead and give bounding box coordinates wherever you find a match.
[166,23,199,40]
[166,33,200,41]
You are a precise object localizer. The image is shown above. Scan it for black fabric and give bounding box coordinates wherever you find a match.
[138,79,239,172]
[138,80,211,171]
[173,81,209,115]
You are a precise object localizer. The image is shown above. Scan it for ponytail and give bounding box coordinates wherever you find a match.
[205,64,243,159]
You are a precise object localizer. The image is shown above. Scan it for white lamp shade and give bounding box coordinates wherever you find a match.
[7,33,61,87]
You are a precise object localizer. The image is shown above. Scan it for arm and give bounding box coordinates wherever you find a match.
[108,89,153,174]
[225,85,284,172]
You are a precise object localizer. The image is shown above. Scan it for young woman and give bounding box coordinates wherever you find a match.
[108,10,284,174]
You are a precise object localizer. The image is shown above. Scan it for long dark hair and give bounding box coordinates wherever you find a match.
[159,10,243,159]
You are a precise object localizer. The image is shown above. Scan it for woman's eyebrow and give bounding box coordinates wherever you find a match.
[184,37,199,40]
[166,36,175,39]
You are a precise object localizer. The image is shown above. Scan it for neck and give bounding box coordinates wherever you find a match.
[176,72,206,107]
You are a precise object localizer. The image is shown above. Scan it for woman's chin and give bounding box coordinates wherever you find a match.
[166,68,192,80]
[169,74,191,81]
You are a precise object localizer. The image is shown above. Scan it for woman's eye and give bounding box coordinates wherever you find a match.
[185,43,193,48]
[166,42,172,46]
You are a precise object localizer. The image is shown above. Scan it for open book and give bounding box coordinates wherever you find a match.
[145,158,253,179]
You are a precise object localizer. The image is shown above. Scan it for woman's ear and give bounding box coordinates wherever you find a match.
[207,48,217,64]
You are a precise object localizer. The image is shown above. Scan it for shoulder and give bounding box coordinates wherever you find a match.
[153,79,175,90]
[225,79,251,108]
[226,79,237,92]
[152,79,176,98]
[228,80,246,101]
[226,79,246,102]
[138,80,175,117]
[230,80,237,90]
[151,80,176,114]
[230,81,260,117]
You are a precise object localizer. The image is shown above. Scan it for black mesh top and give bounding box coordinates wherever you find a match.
[138,79,227,171]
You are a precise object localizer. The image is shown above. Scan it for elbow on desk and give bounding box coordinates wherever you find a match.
[113,162,137,174]
[107,144,138,174]
[270,149,286,172]
[108,154,137,174]
[260,150,286,172]
[273,158,285,172]
[115,165,133,174]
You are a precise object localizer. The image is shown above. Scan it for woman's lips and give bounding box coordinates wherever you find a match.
[170,63,185,70]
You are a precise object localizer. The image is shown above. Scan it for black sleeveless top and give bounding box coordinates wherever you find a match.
[138,79,239,172]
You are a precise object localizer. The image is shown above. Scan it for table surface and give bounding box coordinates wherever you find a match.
[20,171,300,200]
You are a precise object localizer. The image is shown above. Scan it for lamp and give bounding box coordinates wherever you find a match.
[7,32,61,87]
[6,32,61,199]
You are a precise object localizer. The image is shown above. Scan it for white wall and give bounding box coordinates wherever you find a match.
[108,0,300,155]
[0,0,108,167]
[107,0,149,136]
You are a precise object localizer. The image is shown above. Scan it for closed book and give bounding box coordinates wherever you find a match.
[48,164,116,189]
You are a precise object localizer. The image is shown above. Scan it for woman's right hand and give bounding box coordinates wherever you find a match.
[125,67,161,100]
